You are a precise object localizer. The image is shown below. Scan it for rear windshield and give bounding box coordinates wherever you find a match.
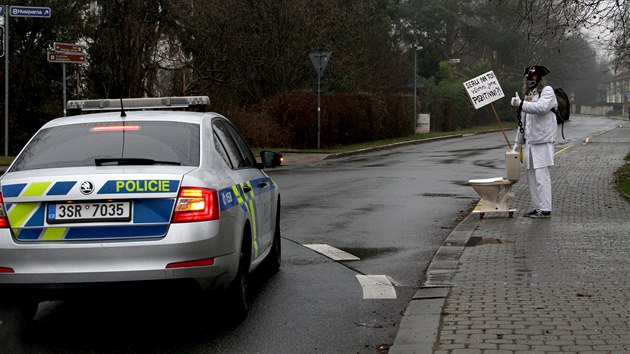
[10,121,200,172]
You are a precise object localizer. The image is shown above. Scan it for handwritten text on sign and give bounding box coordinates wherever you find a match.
[463,71,504,109]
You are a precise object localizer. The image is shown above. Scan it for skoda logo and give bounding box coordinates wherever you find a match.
[80,181,95,195]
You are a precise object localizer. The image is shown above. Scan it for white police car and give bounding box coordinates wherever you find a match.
[0,96,281,321]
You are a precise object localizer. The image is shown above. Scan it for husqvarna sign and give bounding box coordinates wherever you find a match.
[9,6,51,18]
[463,70,505,109]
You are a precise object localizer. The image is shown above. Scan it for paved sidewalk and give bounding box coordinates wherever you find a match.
[390,126,630,353]
[279,152,331,166]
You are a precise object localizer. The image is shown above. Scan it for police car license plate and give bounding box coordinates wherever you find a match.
[47,201,131,223]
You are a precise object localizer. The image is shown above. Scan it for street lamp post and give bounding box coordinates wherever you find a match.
[413,46,422,134]
[413,48,417,134]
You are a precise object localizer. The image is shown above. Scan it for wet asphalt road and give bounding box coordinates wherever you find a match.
[1,115,620,353]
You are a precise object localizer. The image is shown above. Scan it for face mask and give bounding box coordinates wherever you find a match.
[526,79,538,90]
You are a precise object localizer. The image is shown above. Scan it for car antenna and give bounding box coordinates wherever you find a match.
[120,97,127,118]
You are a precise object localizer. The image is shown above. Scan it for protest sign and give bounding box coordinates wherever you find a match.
[463,71,504,109]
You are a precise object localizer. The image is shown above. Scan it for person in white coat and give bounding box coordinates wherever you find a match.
[510,65,558,218]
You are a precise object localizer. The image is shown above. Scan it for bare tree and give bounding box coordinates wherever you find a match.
[508,0,629,69]
[167,0,409,109]
[82,0,171,98]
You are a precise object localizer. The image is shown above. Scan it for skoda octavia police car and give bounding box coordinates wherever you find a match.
[0,96,281,320]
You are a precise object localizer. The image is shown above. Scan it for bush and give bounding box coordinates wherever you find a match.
[423,60,518,132]
[230,108,289,148]
[617,153,630,199]
[608,109,622,116]
[231,90,413,148]
[422,62,475,132]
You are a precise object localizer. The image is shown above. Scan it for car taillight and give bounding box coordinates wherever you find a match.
[0,193,9,228]
[172,187,219,223]
[166,258,215,269]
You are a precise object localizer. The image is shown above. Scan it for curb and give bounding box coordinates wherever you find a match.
[322,131,501,161]
[275,129,508,169]
[389,211,480,353]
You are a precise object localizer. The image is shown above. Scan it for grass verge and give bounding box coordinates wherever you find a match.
[256,123,517,155]
[0,156,14,166]
[616,153,630,199]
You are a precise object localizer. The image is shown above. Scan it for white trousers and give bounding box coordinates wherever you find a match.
[527,166,552,212]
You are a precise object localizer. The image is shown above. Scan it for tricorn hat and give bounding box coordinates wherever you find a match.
[523,65,550,78]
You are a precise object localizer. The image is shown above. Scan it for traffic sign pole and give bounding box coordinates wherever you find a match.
[48,44,86,116]
[309,51,331,149]
[63,63,66,116]
[317,69,321,149]
[4,2,9,156]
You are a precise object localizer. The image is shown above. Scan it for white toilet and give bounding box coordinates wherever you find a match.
[469,150,521,217]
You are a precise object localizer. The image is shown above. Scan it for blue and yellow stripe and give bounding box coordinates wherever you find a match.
[219,177,277,259]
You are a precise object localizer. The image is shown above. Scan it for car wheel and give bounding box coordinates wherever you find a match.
[227,229,251,320]
[263,201,281,274]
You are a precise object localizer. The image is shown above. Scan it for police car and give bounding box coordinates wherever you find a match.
[0,96,281,321]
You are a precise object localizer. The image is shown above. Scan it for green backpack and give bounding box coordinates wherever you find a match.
[551,87,570,138]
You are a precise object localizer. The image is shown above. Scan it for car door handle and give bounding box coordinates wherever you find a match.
[243,185,252,193]
[258,182,268,188]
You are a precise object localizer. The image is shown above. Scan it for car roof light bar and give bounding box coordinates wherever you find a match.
[67,96,210,113]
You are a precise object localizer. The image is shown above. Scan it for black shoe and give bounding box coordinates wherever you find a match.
[530,210,551,218]
[523,209,539,217]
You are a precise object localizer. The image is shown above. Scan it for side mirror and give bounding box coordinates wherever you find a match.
[260,151,283,168]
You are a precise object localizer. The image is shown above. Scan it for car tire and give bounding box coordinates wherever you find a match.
[262,201,281,274]
[227,229,251,321]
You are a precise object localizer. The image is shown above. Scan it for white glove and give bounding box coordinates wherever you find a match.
[510,92,522,107]
[512,143,518,152]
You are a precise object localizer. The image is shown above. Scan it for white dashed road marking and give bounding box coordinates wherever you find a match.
[303,244,397,299]
[355,275,397,299]
[304,244,360,261]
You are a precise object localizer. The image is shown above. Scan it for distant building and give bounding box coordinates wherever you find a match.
[581,71,629,116]
[607,71,630,103]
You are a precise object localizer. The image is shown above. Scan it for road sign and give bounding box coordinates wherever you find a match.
[463,70,505,110]
[48,51,86,64]
[10,6,51,18]
[309,51,332,77]
[54,42,84,53]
